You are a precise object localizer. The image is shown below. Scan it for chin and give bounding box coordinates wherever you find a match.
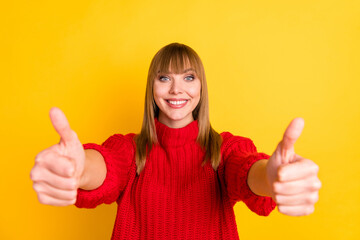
[161,112,193,123]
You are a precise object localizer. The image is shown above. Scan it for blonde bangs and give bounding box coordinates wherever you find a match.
[152,44,204,78]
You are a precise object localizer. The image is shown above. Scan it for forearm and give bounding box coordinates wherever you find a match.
[79,149,107,190]
[247,159,272,197]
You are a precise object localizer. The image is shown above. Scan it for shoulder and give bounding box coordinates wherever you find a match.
[220,132,258,159]
[102,133,137,154]
[103,133,136,145]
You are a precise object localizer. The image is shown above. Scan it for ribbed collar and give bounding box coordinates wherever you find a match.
[155,118,199,147]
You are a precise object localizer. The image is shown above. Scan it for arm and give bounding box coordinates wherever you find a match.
[220,132,276,216]
[75,134,136,208]
[79,149,106,190]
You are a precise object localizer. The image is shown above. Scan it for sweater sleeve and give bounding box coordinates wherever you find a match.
[221,132,276,216]
[75,134,135,209]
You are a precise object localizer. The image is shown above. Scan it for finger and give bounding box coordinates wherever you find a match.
[35,150,75,177]
[278,205,315,216]
[36,192,76,206]
[282,118,304,150]
[49,107,77,144]
[273,177,321,195]
[278,158,319,182]
[274,191,319,206]
[33,182,77,201]
[31,167,77,190]
[280,118,304,163]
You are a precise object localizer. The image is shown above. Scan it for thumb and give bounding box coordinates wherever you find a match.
[280,118,304,163]
[49,107,77,144]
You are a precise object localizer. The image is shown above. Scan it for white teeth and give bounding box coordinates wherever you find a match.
[168,100,187,105]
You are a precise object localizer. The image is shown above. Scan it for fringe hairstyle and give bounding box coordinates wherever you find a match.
[135,43,222,175]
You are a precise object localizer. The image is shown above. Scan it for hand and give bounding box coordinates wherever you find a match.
[30,107,85,206]
[266,118,321,216]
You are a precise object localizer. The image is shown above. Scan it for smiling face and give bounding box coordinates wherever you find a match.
[153,66,201,128]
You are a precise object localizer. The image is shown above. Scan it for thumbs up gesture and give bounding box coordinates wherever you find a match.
[30,107,85,206]
[266,118,321,216]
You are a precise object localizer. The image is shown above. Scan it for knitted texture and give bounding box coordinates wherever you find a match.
[75,120,276,239]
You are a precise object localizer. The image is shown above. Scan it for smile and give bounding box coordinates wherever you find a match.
[166,99,188,108]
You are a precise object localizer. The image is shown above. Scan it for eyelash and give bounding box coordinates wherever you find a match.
[159,76,170,82]
[158,75,195,82]
[185,75,195,81]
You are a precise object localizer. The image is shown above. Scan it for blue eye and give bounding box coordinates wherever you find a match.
[159,76,170,82]
[185,75,195,81]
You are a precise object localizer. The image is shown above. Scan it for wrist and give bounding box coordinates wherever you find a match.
[248,159,273,197]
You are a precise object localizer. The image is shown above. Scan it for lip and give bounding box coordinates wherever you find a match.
[165,99,189,109]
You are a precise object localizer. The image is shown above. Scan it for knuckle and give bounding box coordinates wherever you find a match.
[35,150,47,163]
[273,194,279,203]
[62,178,77,190]
[308,179,320,191]
[34,154,41,163]
[301,158,310,165]
[277,165,286,179]
[272,182,279,193]
[40,151,51,160]
[274,194,282,204]
[277,171,285,181]
[71,190,78,199]
[32,183,40,192]
[277,206,287,215]
[68,179,77,190]
[312,180,322,190]
[63,199,75,206]
[305,206,315,215]
[311,163,319,174]
[65,190,77,200]
[35,152,52,166]
[307,193,319,204]
[312,193,319,203]
[37,194,48,205]
[30,167,40,181]
[29,169,35,181]
[72,179,79,189]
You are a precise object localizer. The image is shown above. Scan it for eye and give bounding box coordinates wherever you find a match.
[184,75,195,81]
[159,76,170,82]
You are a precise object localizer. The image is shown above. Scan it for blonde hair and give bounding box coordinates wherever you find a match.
[135,43,222,174]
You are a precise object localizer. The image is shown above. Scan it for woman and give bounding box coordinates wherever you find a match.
[31,43,321,239]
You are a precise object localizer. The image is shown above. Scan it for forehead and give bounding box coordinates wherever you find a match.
[156,57,198,75]
[158,68,196,75]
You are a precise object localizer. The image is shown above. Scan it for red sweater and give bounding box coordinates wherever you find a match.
[75,119,276,239]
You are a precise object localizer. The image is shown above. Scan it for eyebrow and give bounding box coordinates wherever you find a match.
[157,68,196,74]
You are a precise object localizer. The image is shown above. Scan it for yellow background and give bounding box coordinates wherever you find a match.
[2,0,359,239]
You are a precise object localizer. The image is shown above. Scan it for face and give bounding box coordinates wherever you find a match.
[153,67,201,128]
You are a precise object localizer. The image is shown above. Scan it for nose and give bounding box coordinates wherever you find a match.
[169,78,183,95]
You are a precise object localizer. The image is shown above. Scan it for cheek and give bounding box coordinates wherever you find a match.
[153,83,167,102]
[188,82,201,99]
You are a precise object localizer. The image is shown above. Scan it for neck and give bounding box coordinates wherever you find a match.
[155,118,199,147]
[158,114,194,129]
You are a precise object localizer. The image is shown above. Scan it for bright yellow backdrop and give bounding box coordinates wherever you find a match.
[2,0,359,239]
